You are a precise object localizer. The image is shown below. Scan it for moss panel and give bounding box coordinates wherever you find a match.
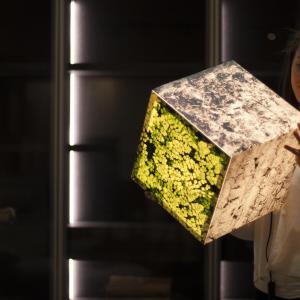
[132,93,229,241]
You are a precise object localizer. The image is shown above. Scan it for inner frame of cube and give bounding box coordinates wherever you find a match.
[132,92,230,242]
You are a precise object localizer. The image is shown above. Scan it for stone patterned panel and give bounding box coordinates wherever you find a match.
[154,61,300,156]
[205,130,298,243]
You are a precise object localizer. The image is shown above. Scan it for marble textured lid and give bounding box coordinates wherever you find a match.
[154,60,300,156]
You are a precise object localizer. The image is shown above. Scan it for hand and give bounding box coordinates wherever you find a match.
[144,191,155,202]
[0,207,16,224]
[284,123,300,166]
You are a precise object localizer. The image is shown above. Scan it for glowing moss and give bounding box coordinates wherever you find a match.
[132,94,229,241]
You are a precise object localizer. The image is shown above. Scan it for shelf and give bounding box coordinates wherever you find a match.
[72,298,170,300]
[0,62,50,77]
[68,62,205,77]
[67,221,203,263]
[68,142,117,153]
[0,144,48,153]
[68,62,281,77]
[68,221,173,229]
[0,225,51,259]
[71,298,108,300]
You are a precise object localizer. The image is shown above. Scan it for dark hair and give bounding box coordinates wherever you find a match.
[280,29,300,109]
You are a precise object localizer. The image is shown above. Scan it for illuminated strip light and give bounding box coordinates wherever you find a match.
[70,0,79,64]
[69,259,77,299]
[69,2,79,297]
[70,1,79,224]
[69,150,78,224]
[69,73,78,146]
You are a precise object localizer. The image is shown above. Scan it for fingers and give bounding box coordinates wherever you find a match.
[284,144,300,156]
[293,130,300,144]
[285,126,300,166]
[144,191,155,201]
[284,125,300,158]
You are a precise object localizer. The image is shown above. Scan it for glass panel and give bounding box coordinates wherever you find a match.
[69,75,208,222]
[70,254,204,299]
[71,0,205,65]
[69,146,174,222]
[68,1,208,299]
[70,75,173,141]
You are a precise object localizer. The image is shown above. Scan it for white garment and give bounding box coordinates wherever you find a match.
[232,166,300,298]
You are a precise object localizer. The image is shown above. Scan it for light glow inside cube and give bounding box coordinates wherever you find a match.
[132,93,229,241]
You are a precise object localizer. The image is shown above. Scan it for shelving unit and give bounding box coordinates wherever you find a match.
[54,0,209,299]
[67,221,204,262]
[53,1,300,300]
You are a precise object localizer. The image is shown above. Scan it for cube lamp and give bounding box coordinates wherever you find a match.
[132,61,300,244]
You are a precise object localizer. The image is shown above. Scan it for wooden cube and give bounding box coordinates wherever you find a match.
[132,61,300,244]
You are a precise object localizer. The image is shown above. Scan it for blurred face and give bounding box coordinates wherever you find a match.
[291,46,300,104]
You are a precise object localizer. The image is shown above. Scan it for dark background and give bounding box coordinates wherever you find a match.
[0,0,299,299]
[0,0,51,299]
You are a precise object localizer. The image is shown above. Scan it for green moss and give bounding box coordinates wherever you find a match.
[132,93,229,241]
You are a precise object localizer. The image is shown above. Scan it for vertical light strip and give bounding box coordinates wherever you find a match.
[69,150,78,224]
[69,259,76,299]
[69,2,79,299]
[70,0,78,64]
[70,1,78,222]
[69,73,78,146]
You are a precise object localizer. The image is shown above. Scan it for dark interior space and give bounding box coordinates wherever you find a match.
[0,0,299,299]
[0,0,51,299]
[220,0,300,90]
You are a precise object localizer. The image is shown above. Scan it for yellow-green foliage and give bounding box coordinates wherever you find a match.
[133,95,229,240]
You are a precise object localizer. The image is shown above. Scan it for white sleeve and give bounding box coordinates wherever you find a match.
[230,222,255,241]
